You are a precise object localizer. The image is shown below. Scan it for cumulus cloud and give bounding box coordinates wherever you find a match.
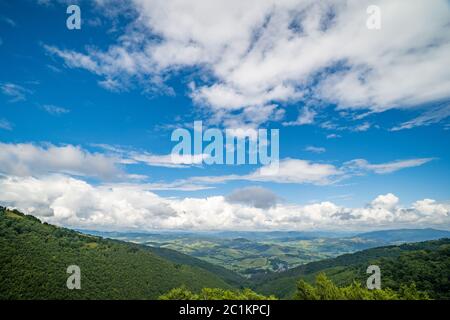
[46,0,450,126]
[0,142,216,183]
[226,186,279,209]
[0,175,177,229]
[0,175,448,231]
[0,142,121,179]
[371,193,399,211]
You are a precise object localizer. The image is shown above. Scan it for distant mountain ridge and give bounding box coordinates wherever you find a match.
[354,228,450,243]
[80,228,450,243]
[79,227,450,276]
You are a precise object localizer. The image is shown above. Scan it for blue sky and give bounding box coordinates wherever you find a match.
[0,0,449,231]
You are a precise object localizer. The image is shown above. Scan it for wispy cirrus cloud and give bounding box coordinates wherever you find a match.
[0,83,31,102]
[0,119,13,131]
[0,15,16,27]
[391,103,450,131]
[326,133,341,139]
[186,157,434,186]
[344,158,435,174]
[92,143,210,168]
[42,104,70,115]
[305,146,326,154]
[188,158,342,186]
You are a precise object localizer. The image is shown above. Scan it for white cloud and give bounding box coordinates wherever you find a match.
[391,103,450,131]
[0,119,13,131]
[0,175,178,228]
[0,142,215,183]
[0,175,448,231]
[0,83,31,102]
[305,146,326,154]
[0,142,433,189]
[92,143,210,168]
[283,106,316,126]
[371,193,399,211]
[344,158,434,174]
[47,0,450,126]
[0,142,121,179]
[190,158,342,185]
[352,122,371,132]
[127,152,210,168]
[188,156,433,186]
[42,104,70,115]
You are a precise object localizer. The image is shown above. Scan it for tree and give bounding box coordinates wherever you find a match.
[294,273,429,300]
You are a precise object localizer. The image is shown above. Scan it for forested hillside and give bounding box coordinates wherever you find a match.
[0,207,238,299]
[253,238,450,299]
[1,207,448,300]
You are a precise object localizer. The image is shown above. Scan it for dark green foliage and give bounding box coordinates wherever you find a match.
[147,246,247,288]
[159,287,277,300]
[294,273,428,300]
[159,273,427,300]
[0,208,233,299]
[253,239,450,299]
[360,245,450,299]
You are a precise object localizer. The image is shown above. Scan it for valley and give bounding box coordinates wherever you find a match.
[2,207,449,300]
[82,228,450,277]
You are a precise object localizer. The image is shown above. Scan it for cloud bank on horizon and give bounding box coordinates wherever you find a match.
[0,174,449,232]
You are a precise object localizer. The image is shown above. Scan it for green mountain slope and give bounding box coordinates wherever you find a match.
[0,207,238,299]
[252,239,450,299]
[145,246,247,288]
